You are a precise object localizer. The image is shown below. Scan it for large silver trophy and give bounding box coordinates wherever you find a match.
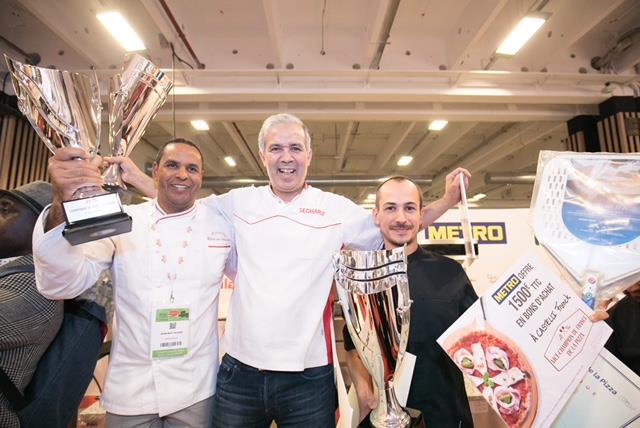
[334,246,419,428]
[5,53,172,245]
[103,54,172,189]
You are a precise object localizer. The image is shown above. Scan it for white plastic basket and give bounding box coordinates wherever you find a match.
[530,151,640,307]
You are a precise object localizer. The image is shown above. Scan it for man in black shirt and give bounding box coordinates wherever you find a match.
[343,175,477,428]
[605,281,640,376]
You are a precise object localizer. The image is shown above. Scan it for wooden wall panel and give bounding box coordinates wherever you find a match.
[0,113,50,190]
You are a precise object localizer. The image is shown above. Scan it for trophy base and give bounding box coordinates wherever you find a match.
[360,408,425,428]
[62,212,132,245]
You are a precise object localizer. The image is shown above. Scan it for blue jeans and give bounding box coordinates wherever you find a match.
[211,354,336,428]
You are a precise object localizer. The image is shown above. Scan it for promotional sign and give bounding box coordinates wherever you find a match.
[437,253,612,428]
[553,348,640,428]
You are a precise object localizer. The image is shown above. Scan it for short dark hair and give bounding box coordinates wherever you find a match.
[375,176,423,208]
[154,138,204,165]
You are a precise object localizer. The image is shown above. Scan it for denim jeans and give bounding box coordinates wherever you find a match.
[211,354,336,428]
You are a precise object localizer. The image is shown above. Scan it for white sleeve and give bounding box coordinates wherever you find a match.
[32,206,115,300]
[201,193,237,279]
[224,245,238,281]
[201,191,234,224]
[341,197,383,250]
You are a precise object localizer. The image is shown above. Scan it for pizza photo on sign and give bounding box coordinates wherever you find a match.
[443,327,539,428]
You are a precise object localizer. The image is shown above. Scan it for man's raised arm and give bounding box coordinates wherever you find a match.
[421,167,471,228]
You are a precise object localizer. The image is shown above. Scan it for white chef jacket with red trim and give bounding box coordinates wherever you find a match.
[33,200,233,416]
[204,185,381,371]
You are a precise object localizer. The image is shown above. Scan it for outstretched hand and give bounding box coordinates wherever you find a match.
[420,167,472,228]
[442,167,472,207]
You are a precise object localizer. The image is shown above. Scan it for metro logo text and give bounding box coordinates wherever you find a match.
[426,222,507,244]
[492,274,521,304]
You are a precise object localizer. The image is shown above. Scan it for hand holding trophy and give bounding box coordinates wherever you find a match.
[5,53,172,245]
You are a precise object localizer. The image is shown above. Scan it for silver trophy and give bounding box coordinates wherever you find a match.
[103,53,173,189]
[5,54,172,245]
[334,246,415,428]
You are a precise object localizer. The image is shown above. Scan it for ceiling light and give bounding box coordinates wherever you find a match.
[496,14,548,56]
[224,156,236,167]
[96,12,146,52]
[365,193,376,201]
[190,120,209,131]
[428,120,448,131]
[397,156,413,166]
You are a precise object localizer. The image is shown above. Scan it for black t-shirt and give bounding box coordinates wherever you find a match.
[605,295,640,377]
[343,246,478,428]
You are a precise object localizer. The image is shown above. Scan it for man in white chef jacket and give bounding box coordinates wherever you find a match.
[32,139,233,427]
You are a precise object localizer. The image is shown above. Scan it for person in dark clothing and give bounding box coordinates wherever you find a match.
[344,175,477,428]
[0,181,63,428]
[604,281,640,376]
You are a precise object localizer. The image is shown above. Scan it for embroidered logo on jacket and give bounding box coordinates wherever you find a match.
[207,232,232,248]
[299,208,325,216]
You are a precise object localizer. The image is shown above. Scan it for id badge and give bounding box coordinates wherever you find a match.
[150,305,190,359]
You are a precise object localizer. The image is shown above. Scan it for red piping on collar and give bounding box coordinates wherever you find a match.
[153,201,198,224]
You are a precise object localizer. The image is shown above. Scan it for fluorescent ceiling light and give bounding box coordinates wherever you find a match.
[365,193,376,201]
[96,12,146,52]
[397,156,413,166]
[428,120,448,131]
[224,156,237,167]
[496,15,547,56]
[190,119,209,131]
[469,193,487,201]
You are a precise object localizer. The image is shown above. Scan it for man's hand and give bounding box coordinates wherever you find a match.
[354,380,377,422]
[589,298,613,322]
[421,167,472,227]
[49,147,103,202]
[103,156,156,198]
[346,351,378,422]
[442,167,472,207]
[45,147,102,231]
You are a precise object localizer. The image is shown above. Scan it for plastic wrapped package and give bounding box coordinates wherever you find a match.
[530,151,640,308]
